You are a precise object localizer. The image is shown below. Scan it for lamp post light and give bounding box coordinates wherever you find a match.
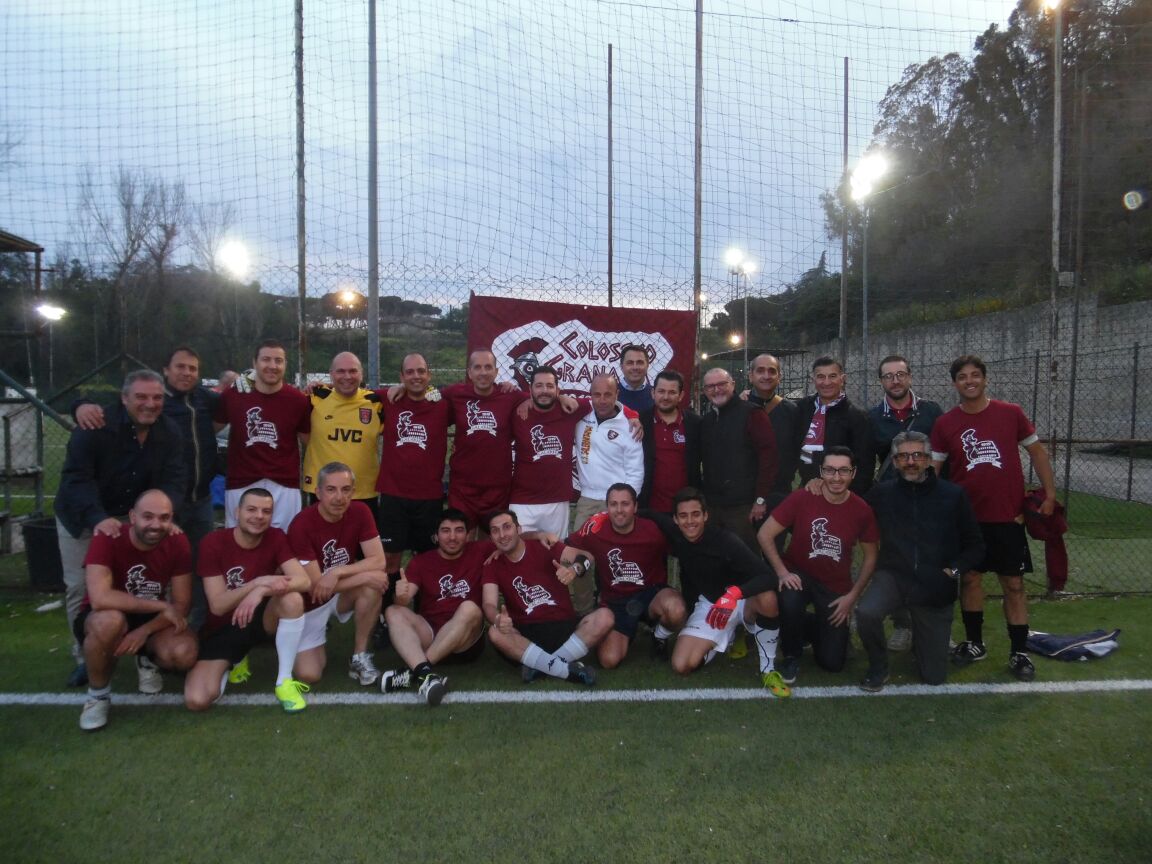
[1044,0,1064,437]
[723,248,756,388]
[850,151,889,406]
[36,304,67,391]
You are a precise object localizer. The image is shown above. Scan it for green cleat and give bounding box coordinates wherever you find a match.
[228,655,252,685]
[275,679,310,713]
[727,634,749,660]
[761,670,792,698]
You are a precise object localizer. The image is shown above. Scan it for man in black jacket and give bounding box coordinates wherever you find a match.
[746,353,800,508]
[56,369,187,686]
[638,369,701,512]
[794,356,872,495]
[857,431,984,691]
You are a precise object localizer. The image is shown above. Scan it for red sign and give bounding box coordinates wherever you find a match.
[468,293,697,394]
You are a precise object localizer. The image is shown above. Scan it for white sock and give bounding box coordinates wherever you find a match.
[653,623,673,640]
[749,622,780,674]
[555,634,589,662]
[521,643,570,680]
[274,615,306,685]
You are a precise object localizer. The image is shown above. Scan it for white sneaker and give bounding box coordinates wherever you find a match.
[348,652,381,686]
[887,627,913,653]
[80,696,110,731]
[136,656,163,694]
[418,673,448,707]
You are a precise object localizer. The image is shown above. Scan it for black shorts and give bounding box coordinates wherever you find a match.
[198,599,273,664]
[605,584,666,639]
[72,607,156,648]
[516,617,579,653]
[377,494,444,554]
[434,626,486,665]
[976,522,1033,576]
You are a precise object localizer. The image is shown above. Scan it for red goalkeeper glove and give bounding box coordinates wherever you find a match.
[706,585,742,629]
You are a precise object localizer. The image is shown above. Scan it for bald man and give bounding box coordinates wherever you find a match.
[303,351,386,520]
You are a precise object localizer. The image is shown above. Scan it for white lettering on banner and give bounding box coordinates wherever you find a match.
[492,320,676,393]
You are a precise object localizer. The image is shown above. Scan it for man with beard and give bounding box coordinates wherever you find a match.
[184,487,312,713]
[638,369,701,512]
[75,490,197,731]
[482,509,613,684]
[289,462,390,686]
[379,508,489,706]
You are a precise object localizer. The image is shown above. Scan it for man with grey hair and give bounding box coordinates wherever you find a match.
[56,369,187,688]
[858,430,984,691]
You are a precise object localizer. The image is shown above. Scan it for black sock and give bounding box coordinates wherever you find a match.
[412,661,433,681]
[962,610,984,644]
[1007,624,1029,654]
[756,614,779,629]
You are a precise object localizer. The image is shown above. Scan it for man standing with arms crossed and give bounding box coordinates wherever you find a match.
[931,355,1057,681]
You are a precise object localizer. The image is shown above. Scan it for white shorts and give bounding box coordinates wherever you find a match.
[509,501,570,538]
[297,594,355,652]
[681,595,747,664]
[224,480,303,532]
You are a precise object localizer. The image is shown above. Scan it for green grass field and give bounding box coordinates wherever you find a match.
[1,588,1148,863]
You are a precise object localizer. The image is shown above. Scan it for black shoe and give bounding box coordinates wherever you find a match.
[1008,651,1035,682]
[859,666,889,693]
[951,640,987,667]
[67,662,89,688]
[372,620,390,651]
[652,635,669,660]
[566,661,597,686]
[778,655,800,685]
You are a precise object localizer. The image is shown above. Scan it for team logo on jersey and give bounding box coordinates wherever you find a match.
[321,539,351,574]
[125,564,162,599]
[512,575,557,614]
[607,548,644,587]
[359,407,374,425]
[606,429,619,441]
[808,517,843,562]
[673,430,686,444]
[437,573,472,600]
[960,428,1003,469]
[530,424,563,461]
[245,406,279,449]
[465,400,498,436]
[225,566,246,590]
[396,411,429,449]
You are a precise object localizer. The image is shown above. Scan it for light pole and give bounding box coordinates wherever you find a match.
[723,248,756,388]
[1044,0,1064,438]
[850,152,889,406]
[36,304,66,391]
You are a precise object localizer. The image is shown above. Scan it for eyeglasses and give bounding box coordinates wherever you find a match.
[703,381,732,391]
[880,371,910,382]
[894,451,928,462]
[819,466,855,478]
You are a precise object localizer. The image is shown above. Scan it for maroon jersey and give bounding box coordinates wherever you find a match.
[376,394,451,500]
[442,382,525,507]
[82,529,191,609]
[214,386,311,489]
[405,540,494,629]
[930,400,1036,523]
[566,513,669,605]
[288,501,379,611]
[772,489,878,594]
[650,411,689,512]
[508,399,590,505]
[197,527,296,633]
[482,541,575,625]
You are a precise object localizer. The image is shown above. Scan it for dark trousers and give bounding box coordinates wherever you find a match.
[779,571,849,672]
[856,569,955,684]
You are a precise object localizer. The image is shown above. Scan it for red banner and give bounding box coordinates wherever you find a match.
[468,293,697,394]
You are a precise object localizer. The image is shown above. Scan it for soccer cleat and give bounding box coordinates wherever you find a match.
[727,634,749,660]
[761,670,792,698]
[275,679,310,712]
[566,661,597,686]
[418,673,448,706]
[228,655,252,685]
[67,662,89,688]
[778,656,800,685]
[950,640,988,667]
[380,668,412,693]
[520,664,541,684]
[887,627,913,653]
[348,652,381,686]
[859,667,890,693]
[652,636,669,661]
[136,655,163,694]
[1008,651,1036,682]
[79,696,110,731]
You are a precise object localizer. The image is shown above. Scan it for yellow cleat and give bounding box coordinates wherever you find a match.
[275,678,310,713]
[228,655,252,685]
[761,670,792,698]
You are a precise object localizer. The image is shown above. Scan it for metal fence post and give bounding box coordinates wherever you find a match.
[1127,343,1139,502]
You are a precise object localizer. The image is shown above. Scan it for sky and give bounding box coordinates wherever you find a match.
[0,0,1021,313]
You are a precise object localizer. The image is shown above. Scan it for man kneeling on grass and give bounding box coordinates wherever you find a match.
[482,509,613,685]
[379,508,489,706]
[184,488,312,713]
[77,490,198,731]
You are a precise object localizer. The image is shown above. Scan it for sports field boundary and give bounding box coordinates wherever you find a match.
[3,678,1151,708]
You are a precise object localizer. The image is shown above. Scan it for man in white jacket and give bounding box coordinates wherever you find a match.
[570,374,645,614]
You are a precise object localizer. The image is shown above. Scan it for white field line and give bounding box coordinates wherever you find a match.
[2,678,1152,708]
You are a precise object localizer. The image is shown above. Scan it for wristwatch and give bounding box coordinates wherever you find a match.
[754,497,766,506]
